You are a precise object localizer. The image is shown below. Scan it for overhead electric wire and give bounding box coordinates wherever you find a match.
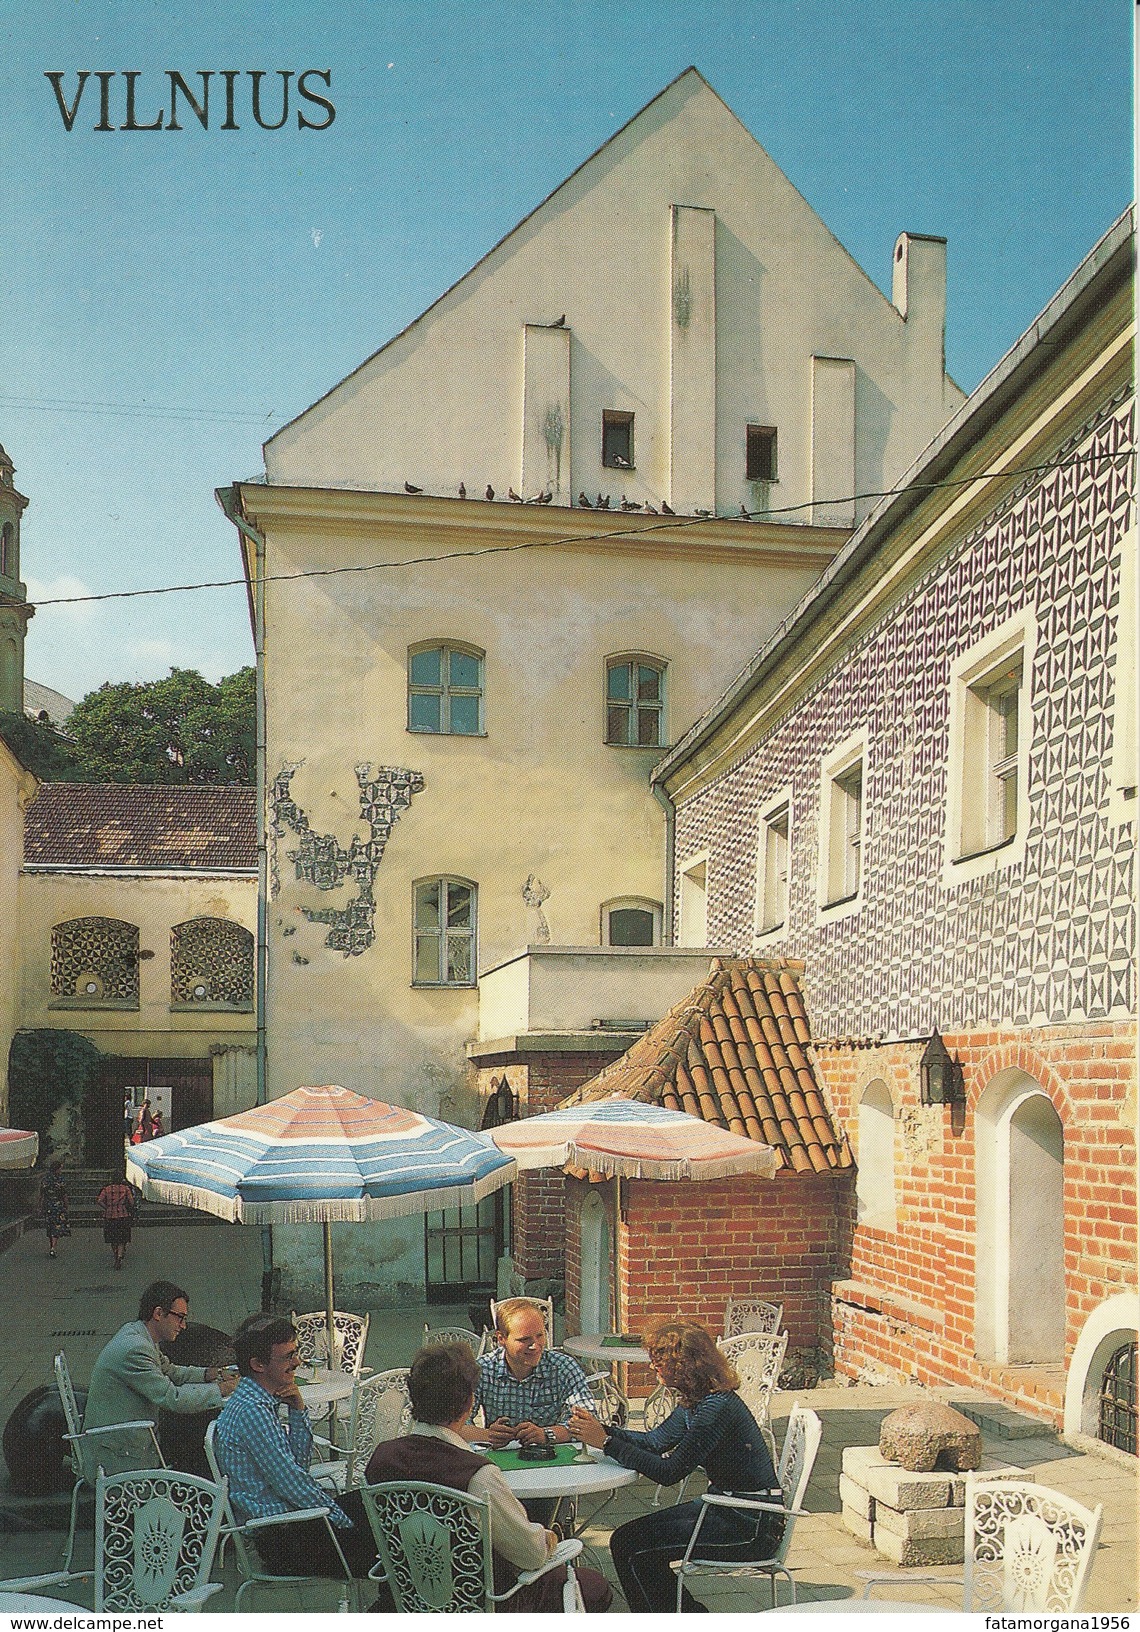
[30,446,1135,609]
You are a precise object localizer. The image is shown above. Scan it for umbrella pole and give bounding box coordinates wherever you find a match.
[323,1221,336,1364]
[612,1175,622,1335]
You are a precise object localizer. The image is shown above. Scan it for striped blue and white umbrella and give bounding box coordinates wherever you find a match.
[127,1084,516,1347]
[127,1082,515,1223]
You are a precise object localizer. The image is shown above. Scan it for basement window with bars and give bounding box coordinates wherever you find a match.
[1099,1340,1137,1456]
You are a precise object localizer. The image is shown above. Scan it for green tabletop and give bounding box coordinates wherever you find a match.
[485,1444,580,1472]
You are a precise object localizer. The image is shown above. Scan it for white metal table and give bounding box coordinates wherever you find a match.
[563,1333,650,1365]
[497,1445,640,1505]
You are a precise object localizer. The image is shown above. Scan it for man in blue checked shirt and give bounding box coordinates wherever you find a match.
[460,1297,595,1524]
[213,1313,377,1579]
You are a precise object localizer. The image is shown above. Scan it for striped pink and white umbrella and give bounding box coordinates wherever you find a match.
[0,1126,39,1169]
[487,1094,777,1181]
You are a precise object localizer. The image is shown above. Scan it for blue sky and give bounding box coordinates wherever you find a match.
[2,1,1132,703]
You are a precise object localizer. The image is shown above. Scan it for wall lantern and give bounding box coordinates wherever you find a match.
[920,1029,965,1106]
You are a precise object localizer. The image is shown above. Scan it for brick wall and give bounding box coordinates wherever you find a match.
[566,1168,852,1384]
[480,1051,619,1285]
[820,1020,1137,1424]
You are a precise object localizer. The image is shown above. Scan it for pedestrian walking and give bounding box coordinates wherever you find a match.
[132,1098,154,1145]
[123,1091,135,1146]
[40,1159,71,1259]
[150,1109,165,1140]
[97,1174,138,1270]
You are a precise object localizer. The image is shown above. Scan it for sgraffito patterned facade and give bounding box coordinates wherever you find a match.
[674,388,1134,1039]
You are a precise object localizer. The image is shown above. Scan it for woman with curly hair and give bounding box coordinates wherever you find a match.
[570,1319,783,1612]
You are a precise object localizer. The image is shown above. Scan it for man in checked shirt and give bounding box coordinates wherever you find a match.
[459,1297,596,1524]
[213,1312,377,1580]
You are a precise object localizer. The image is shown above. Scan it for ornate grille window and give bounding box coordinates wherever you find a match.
[171,918,255,1008]
[1099,1341,1137,1456]
[51,917,139,1004]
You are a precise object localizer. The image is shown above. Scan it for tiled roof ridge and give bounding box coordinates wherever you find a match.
[569,954,853,1176]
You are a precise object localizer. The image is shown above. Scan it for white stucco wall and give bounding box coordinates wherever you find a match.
[265,71,963,525]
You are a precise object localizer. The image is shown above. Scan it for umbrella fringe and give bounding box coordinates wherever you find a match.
[578,1150,779,1182]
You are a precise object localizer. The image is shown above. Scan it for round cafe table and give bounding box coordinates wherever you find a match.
[496,1445,639,1505]
[0,1594,92,1610]
[294,1365,356,1437]
[563,1333,650,1365]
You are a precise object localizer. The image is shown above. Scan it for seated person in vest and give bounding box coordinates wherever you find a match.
[365,1342,612,1613]
[213,1312,377,1579]
[84,1279,237,1472]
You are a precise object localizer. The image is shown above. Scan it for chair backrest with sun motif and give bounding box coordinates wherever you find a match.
[964,1475,1103,1612]
[360,1480,495,1612]
[95,1467,226,1611]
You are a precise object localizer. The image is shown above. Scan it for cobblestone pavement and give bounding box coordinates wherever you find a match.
[0,1219,1135,1614]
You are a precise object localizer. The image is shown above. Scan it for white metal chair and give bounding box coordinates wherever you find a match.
[360,1479,585,1612]
[204,1419,359,1609]
[723,1297,784,1338]
[489,1294,556,1347]
[673,1401,823,1610]
[582,1368,628,1428]
[312,1367,413,1491]
[422,1323,483,1356]
[1,1466,226,1612]
[54,1349,166,1571]
[717,1330,788,1428]
[292,1310,371,1377]
[860,1472,1104,1611]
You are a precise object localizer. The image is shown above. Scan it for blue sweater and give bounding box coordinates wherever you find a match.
[604,1390,779,1494]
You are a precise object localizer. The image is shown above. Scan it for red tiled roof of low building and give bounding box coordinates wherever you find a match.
[23,783,257,871]
[567,957,853,1174]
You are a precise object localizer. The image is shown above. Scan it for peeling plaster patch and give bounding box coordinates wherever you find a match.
[270,761,425,957]
[898,1103,943,1162]
[522,873,551,944]
[673,267,692,329]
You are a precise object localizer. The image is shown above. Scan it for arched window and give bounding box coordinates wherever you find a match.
[856,1079,897,1231]
[170,918,254,1008]
[413,876,477,986]
[408,642,485,735]
[605,655,666,747]
[0,522,11,578]
[602,898,662,947]
[51,917,140,1005]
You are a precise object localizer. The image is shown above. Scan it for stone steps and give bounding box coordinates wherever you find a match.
[55,1169,217,1229]
[953,1397,1058,1440]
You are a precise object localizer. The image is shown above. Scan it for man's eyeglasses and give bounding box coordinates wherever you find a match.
[165,1308,189,1325]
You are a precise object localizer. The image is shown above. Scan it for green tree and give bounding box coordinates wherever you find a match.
[0,711,87,780]
[8,1028,104,1156]
[62,666,255,785]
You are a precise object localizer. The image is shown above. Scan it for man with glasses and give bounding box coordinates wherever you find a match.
[84,1278,237,1471]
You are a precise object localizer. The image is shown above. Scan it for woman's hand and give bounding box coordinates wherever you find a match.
[568,1407,607,1448]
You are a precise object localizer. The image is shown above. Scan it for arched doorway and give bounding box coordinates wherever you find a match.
[856,1078,896,1231]
[580,1190,611,1333]
[975,1070,1065,1365]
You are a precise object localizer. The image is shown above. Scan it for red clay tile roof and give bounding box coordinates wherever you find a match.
[567,957,853,1175]
[23,784,257,871]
